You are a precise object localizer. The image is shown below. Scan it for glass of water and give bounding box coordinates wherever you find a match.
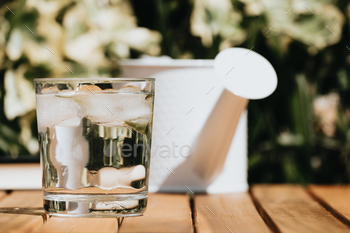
[35,78,155,217]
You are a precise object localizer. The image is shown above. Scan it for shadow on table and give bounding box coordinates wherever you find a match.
[0,207,124,226]
[0,207,44,216]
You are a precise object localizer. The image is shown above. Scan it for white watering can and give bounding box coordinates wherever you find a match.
[121,48,277,193]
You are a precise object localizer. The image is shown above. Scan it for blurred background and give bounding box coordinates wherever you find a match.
[0,0,349,185]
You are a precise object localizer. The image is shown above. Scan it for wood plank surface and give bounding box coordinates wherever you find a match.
[0,191,6,201]
[0,191,43,207]
[194,192,271,233]
[0,190,44,233]
[4,186,350,233]
[35,218,119,233]
[119,194,193,233]
[251,185,350,233]
[309,185,350,227]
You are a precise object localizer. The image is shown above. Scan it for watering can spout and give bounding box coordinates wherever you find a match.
[191,89,248,182]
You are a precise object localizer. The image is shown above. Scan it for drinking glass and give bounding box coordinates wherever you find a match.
[35,78,155,217]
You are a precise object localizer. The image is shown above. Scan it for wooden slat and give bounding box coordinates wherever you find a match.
[119,194,193,233]
[34,193,118,233]
[0,191,6,201]
[194,192,271,233]
[309,185,350,227]
[0,191,43,207]
[251,185,350,233]
[35,218,118,233]
[0,191,44,233]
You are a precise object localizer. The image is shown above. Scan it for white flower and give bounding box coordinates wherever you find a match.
[277,131,304,146]
[5,29,23,61]
[110,42,130,58]
[259,0,344,50]
[4,67,36,120]
[26,0,72,16]
[191,0,246,48]
[62,0,162,66]
[114,28,162,56]
[23,38,63,67]
[313,93,340,137]
[239,0,264,16]
[64,31,109,68]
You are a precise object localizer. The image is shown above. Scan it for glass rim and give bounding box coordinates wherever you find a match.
[34,77,155,82]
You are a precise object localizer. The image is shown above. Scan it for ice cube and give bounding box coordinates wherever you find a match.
[67,202,90,214]
[53,120,89,190]
[36,93,81,132]
[92,165,146,190]
[142,82,152,92]
[119,106,151,120]
[55,90,76,98]
[121,82,151,92]
[41,86,59,94]
[78,93,117,123]
[77,90,152,124]
[120,84,142,93]
[94,200,138,210]
[75,84,102,92]
[98,118,125,127]
[125,117,149,134]
[55,124,89,164]
[104,88,118,92]
[117,93,152,120]
[58,116,81,127]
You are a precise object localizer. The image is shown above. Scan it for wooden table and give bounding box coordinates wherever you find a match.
[2,185,350,232]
